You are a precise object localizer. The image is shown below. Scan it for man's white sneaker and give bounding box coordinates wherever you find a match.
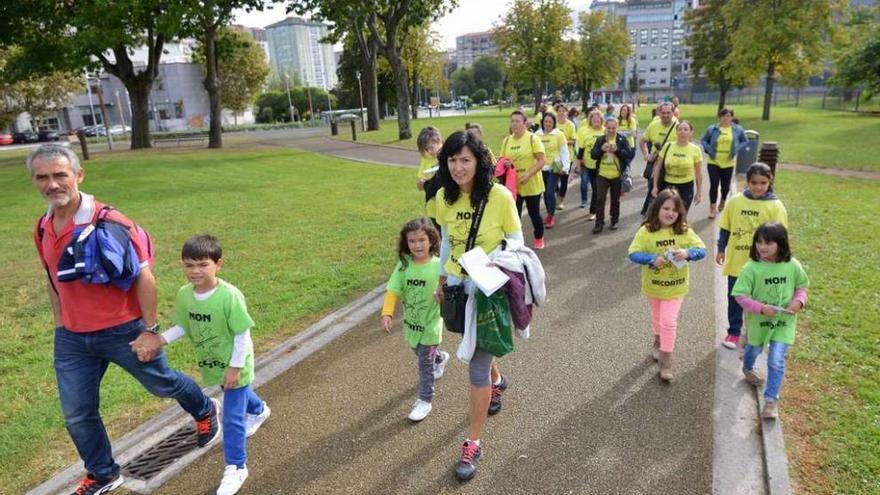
[216,465,248,495]
[433,350,450,380]
[407,399,433,422]
[245,402,271,438]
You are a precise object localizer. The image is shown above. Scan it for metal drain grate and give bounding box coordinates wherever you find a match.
[121,424,199,481]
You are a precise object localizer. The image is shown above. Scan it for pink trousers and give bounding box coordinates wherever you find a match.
[648,297,684,352]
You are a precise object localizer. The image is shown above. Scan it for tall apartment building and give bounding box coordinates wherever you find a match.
[265,17,338,90]
[454,31,498,68]
[590,0,696,92]
[235,25,271,63]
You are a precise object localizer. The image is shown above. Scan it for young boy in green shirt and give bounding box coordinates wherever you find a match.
[146,235,270,495]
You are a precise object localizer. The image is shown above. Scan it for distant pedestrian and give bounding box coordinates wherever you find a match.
[138,235,271,495]
[500,110,547,249]
[416,126,443,227]
[651,120,703,212]
[554,105,577,209]
[465,123,497,164]
[628,188,706,381]
[604,103,615,120]
[381,218,450,422]
[536,112,571,229]
[732,223,809,419]
[716,163,788,350]
[574,110,605,217]
[639,102,679,216]
[700,107,749,219]
[28,144,218,495]
[569,107,581,129]
[588,117,634,233]
[617,103,638,149]
[671,96,681,119]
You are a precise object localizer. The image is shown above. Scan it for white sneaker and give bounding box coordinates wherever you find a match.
[407,399,432,422]
[245,402,271,438]
[433,350,450,380]
[216,465,248,495]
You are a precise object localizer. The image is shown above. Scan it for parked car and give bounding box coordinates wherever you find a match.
[83,125,106,137]
[0,133,13,145]
[108,124,131,136]
[13,130,39,144]
[38,129,60,141]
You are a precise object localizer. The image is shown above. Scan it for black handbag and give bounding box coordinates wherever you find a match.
[439,198,487,333]
[643,122,677,180]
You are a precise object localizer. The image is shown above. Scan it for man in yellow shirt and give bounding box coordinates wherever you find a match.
[639,102,678,216]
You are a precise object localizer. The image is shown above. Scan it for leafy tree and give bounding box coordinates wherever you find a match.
[685,0,753,111]
[831,5,880,99]
[567,11,631,111]
[401,23,445,118]
[255,91,290,122]
[193,27,271,125]
[450,68,476,98]
[2,1,192,149]
[335,32,396,119]
[471,88,488,103]
[494,0,572,113]
[724,0,836,120]
[471,56,505,98]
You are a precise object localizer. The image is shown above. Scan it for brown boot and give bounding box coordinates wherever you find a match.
[659,352,675,381]
[652,336,660,361]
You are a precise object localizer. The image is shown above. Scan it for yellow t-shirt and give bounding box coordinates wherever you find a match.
[538,129,567,170]
[719,193,788,277]
[501,132,546,197]
[618,115,638,148]
[710,126,735,169]
[575,126,605,170]
[660,142,702,184]
[417,154,437,181]
[628,225,706,299]
[598,140,621,179]
[558,120,577,158]
[435,184,522,279]
[643,118,678,148]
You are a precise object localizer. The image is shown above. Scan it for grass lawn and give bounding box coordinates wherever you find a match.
[0,147,421,494]
[347,104,880,171]
[775,171,880,494]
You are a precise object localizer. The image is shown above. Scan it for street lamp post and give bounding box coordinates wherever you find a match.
[356,70,365,131]
[284,72,295,122]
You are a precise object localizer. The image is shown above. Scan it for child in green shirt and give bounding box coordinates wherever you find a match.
[732,223,809,419]
[381,218,449,422]
[149,235,270,495]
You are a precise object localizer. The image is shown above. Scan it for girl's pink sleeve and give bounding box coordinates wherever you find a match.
[735,295,764,315]
[792,288,808,308]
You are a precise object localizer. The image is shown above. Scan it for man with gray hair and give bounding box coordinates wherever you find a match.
[28,144,218,495]
[639,102,679,216]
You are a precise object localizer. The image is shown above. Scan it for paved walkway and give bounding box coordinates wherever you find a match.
[147,147,724,495]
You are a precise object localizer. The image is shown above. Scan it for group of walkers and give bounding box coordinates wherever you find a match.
[21,94,809,495]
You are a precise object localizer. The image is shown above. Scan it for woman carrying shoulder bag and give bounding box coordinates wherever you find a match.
[433,131,523,481]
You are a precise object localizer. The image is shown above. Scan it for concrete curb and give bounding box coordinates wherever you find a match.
[26,284,385,495]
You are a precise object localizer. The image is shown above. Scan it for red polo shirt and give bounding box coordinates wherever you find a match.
[34,194,150,332]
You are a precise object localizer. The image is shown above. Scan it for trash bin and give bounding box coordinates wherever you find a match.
[330,120,339,136]
[736,130,760,174]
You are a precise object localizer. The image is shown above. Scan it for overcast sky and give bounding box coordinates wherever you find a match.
[232,1,595,51]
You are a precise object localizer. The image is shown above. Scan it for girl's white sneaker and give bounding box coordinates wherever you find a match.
[407,399,433,422]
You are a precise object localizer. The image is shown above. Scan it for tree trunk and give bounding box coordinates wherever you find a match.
[411,70,420,120]
[389,55,412,139]
[100,41,165,149]
[718,79,730,113]
[583,80,594,112]
[531,77,540,113]
[204,24,223,148]
[127,81,153,148]
[762,61,776,121]
[364,63,380,130]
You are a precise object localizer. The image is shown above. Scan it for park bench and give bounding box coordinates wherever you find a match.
[152,133,207,147]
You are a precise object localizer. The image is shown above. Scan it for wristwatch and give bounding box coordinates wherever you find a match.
[145,323,161,334]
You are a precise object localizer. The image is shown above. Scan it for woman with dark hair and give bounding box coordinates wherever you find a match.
[589,117,634,233]
[651,120,703,212]
[433,130,523,481]
[500,110,547,249]
[536,112,570,229]
[701,107,749,218]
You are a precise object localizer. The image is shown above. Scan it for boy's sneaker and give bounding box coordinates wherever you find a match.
[245,402,271,438]
[196,398,222,447]
[722,335,739,349]
[534,238,545,250]
[742,368,766,387]
[434,350,450,380]
[71,473,124,495]
[455,440,482,481]
[762,400,779,419]
[488,375,508,416]
[216,465,248,495]
[408,399,433,422]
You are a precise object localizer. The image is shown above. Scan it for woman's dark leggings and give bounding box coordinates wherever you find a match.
[557,172,569,198]
[516,194,544,240]
[661,181,695,211]
[707,163,734,205]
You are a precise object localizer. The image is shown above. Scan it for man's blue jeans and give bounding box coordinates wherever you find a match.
[54,319,211,479]
[743,341,790,401]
